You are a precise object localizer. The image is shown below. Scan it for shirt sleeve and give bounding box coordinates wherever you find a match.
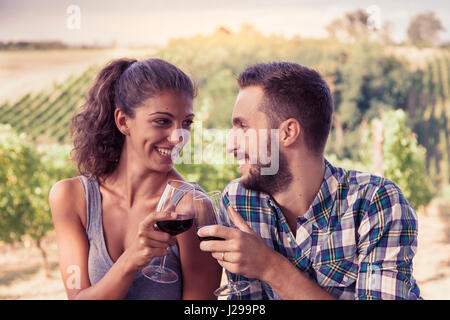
[220,187,233,228]
[355,182,422,300]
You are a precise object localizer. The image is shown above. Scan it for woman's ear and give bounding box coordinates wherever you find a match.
[279,118,301,147]
[114,108,130,136]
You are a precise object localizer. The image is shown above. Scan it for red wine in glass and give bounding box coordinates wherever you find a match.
[157,216,193,236]
[197,236,226,242]
[196,227,225,242]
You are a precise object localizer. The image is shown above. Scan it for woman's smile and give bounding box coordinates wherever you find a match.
[154,146,173,160]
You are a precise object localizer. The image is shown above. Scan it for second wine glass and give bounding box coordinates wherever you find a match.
[193,190,251,296]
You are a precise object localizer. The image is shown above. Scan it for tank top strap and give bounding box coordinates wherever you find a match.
[78,175,102,237]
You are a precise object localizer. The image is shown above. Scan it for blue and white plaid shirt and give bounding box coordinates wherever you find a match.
[220,159,421,300]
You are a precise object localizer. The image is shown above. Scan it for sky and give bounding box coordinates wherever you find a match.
[0,0,449,47]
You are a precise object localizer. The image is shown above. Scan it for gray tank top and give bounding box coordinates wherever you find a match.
[78,175,203,300]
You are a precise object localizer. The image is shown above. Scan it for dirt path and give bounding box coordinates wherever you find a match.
[0,48,155,102]
[413,202,450,299]
[0,235,66,300]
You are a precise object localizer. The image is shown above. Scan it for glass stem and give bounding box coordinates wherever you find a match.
[226,272,236,288]
[158,255,167,272]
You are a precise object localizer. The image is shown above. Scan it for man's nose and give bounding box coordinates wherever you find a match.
[226,128,239,154]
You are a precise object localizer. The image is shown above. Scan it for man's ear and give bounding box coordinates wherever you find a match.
[279,118,301,147]
[114,108,130,136]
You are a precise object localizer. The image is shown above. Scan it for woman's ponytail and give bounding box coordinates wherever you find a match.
[70,58,136,180]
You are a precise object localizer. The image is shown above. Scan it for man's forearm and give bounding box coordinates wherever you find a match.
[261,251,336,300]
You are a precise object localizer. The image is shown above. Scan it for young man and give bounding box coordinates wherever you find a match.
[197,62,421,300]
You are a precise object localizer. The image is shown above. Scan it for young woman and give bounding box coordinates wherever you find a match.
[49,58,222,299]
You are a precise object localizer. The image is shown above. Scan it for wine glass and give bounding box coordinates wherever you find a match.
[193,190,251,296]
[142,180,195,283]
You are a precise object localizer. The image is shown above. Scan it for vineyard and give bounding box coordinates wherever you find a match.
[412,54,450,185]
[0,40,449,189]
[0,66,98,143]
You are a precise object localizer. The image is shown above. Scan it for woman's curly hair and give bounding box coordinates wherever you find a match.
[70,58,195,181]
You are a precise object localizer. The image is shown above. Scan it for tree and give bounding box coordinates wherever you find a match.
[196,68,238,129]
[0,125,41,243]
[360,110,434,210]
[0,124,76,277]
[407,12,445,47]
[326,9,370,42]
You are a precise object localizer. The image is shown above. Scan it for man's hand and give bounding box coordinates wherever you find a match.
[197,205,278,281]
[198,205,336,300]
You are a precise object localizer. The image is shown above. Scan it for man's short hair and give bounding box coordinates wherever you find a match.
[237,62,334,155]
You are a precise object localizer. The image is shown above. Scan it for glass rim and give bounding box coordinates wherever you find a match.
[193,190,222,200]
[166,179,196,189]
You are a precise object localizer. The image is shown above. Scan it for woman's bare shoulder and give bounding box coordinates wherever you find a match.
[49,177,86,226]
[49,177,83,201]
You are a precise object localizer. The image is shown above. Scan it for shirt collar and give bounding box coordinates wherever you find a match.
[303,159,342,230]
[263,158,344,230]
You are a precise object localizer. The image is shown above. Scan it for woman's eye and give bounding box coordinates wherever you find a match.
[183,119,194,127]
[154,119,171,126]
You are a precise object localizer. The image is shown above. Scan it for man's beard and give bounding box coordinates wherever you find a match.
[239,150,292,195]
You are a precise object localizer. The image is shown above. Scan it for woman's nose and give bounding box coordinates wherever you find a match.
[169,128,190,147]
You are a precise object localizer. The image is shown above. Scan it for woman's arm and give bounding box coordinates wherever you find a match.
[50,178,137,299]
[50,178,175,300]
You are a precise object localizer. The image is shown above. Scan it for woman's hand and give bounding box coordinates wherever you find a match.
[122,204,177,273]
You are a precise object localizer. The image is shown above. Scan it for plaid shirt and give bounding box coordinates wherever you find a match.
[220,159,421,300]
